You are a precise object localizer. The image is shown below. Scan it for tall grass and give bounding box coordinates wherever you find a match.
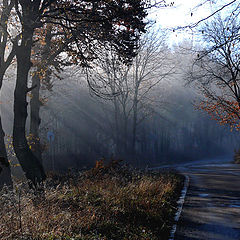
[0,161,183,240]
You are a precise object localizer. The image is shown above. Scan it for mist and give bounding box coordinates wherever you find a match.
[0,40,238,175]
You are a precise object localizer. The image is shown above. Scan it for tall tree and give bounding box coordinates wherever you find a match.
[12,0,159,184]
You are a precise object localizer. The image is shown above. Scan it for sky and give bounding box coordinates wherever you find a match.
[148,0,235,45]
[152,0,211,28]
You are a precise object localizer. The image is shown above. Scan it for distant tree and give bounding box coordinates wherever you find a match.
[189,12,240,131]
[86,30,173,162]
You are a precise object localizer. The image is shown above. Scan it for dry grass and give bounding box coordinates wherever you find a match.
[0,161,183,240]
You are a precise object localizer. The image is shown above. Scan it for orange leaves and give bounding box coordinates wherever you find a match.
[198,99,240,131]
[39,38,46,46]
[31,66,48,81]
[94,159,104,170]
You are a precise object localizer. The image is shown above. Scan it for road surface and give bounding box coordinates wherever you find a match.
[174,160,240,240]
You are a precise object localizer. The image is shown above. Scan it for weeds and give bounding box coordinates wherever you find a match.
[0,161,183,240]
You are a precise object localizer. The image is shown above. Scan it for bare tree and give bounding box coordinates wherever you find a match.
[189,11,240,130]
[86,30,173,162]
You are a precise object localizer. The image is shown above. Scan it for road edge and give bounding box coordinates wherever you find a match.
[168,174,190,240]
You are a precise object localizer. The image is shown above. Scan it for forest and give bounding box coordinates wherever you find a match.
[0,1,239,239]
[0,0,239,187]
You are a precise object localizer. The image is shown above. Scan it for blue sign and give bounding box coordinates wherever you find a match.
[47,131,55,142]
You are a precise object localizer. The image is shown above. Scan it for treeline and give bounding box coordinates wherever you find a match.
[2,32,238,175]
[36,54,238,171]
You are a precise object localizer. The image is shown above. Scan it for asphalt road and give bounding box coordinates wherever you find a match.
[174,161,240,240]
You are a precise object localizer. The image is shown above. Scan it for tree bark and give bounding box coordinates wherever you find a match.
[132,88,138,161]
[13,28,46,186]
[30,73,42,162]
[30,25,53,163]
[0,70,12,189]
[0,115,12,189]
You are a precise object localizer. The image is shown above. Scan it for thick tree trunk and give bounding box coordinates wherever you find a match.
[30,25,52,163]
[13,29,46,186]
[30,73,42,162]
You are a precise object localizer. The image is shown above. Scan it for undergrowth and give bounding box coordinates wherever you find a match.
[0,160,183,240]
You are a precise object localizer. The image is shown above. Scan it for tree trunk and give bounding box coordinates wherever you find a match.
[123,111,128,155]
[13,29,46,186]
[0,71,12,189]
[30,73,42,162]
[0,115,12,189]
[30,25,52,163]
[132,94,138,162]
[0,0,17,189]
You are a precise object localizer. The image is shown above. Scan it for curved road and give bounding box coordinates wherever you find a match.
[174,160,240,240]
